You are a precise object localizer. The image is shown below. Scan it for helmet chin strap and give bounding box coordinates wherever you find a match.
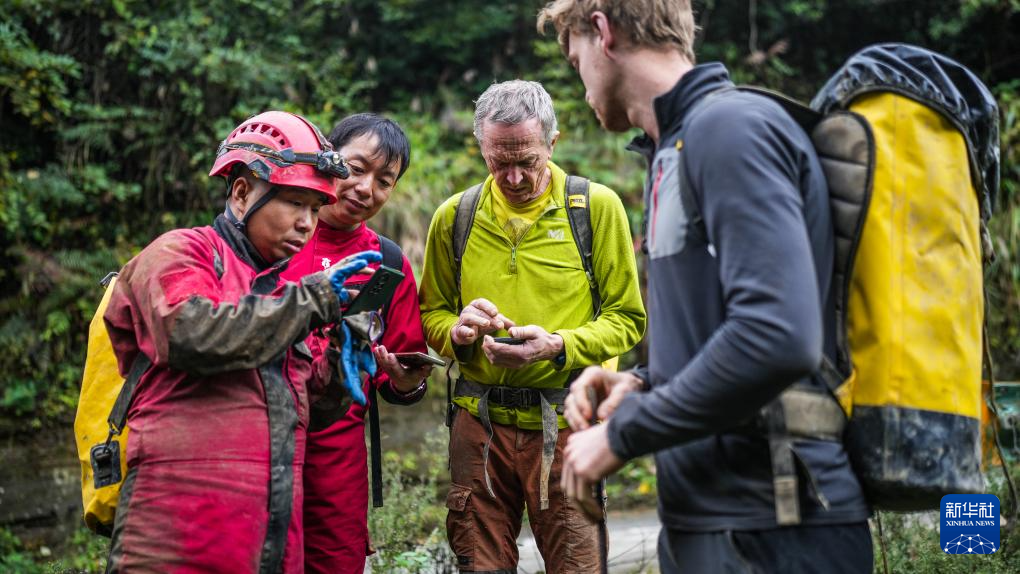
[225,184,280,232]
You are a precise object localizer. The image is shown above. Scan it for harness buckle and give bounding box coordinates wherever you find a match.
[489,386,537,408]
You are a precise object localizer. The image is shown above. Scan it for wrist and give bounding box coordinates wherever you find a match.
[621,372,647,392]
[546,333,565,364]
[391,377,426,398]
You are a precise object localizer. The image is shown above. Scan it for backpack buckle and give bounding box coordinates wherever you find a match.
[90,441,122,488]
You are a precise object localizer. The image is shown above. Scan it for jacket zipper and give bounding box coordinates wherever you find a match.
[506,202,561,276]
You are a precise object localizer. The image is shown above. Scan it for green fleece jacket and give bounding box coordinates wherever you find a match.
[419,161,646,429]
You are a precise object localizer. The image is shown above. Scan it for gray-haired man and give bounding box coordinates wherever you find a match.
[419,80,646,572]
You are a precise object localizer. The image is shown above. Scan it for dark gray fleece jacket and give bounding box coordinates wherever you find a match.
[609,63,870,531]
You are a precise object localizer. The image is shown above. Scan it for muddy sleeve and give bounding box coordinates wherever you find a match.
[116,230,341,376]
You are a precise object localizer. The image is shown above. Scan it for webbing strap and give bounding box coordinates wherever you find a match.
[779,387,845,442]
[477,388,497,499]
[454,379,569,407]
[367,231,404,509]
[764,400,801,526]
[563,175,600,319]
[452,183,484,310]
[107,352,152,437]
[368,383,383,508]
[586,386,609,574]
[377,233,403,273]
[454,379,567,509]
[538,393,558,510]
[760,386,844,525]
[984,323,1020,524]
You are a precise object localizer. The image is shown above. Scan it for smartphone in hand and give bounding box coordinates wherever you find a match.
[491,337,526,345]
[393,352,446,368]
[345,265,405,314]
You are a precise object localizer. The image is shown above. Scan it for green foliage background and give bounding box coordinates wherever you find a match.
[1,0,1018,430]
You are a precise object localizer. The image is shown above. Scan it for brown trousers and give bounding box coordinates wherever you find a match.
[446,408,600,573]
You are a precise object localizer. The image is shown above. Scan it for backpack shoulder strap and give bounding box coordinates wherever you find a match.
[452,183,484,306]
[97,273,153,438]
[564,175,600,319]
[367,382,384,508]
[377,232,403,270]
[374,231,405,321]
[733,85,875,382]
[101,280,152,438]
[107,351,152,436]
[676,86,826,251]
[805,109,875,380]
[674,88,740,248]
[369,231,407,510]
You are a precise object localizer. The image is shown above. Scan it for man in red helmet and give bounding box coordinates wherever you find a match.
[102,111,376,573]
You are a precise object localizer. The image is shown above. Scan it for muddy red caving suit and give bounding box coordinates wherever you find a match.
[281,221,428,574]
[103,214,344,573]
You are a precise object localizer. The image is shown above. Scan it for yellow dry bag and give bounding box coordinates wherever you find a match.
[74,273,150,536]
[807,44,999,510]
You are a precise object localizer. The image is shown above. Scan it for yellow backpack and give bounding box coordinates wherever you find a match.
[74,273,151,536]
[806,44,998,511]
[680,44,999,520]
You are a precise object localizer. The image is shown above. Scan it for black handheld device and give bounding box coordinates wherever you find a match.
[345,265,405,314]
[492,337,526,345]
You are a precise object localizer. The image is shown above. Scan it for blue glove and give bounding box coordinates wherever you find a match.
[338,321,377,407]
[327,250,383,304]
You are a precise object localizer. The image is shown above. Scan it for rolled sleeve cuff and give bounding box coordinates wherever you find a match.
[384,378,427,404]
[301,271,342,324]
[551,329,575,371]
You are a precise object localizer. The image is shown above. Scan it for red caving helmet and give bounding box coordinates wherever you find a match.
[209,111,347,204]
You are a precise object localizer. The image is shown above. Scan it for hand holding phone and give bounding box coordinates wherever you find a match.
[393,352,446,368]
[491,337,526,345]
[345,265,405,314]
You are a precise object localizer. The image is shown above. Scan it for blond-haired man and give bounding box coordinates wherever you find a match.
[540,2,873,572]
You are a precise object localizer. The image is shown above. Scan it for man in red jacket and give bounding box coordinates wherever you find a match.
[103,111,378,573]
[282,113,433,573]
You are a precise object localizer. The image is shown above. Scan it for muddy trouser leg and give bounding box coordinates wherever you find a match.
[445,410,524,573]
[524,425,600,574]
[659,522,873,574]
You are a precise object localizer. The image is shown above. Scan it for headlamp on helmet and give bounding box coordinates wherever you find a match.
[215,141,350,180]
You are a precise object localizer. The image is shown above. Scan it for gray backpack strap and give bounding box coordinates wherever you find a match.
[564,175,600,319]
[452,183,484,308]
[674,88,741,250]
[446,183,484,433]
